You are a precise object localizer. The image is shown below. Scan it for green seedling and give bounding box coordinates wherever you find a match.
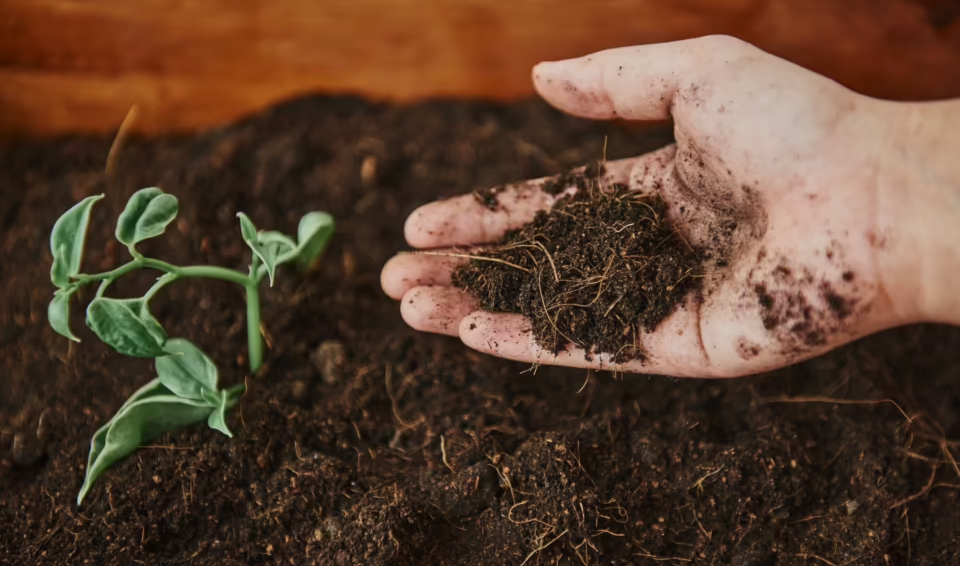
[47,187,335,505]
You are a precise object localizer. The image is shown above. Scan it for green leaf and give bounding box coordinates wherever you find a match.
[51,244,70,288]
[86,298,167,357]
[260,231,297,259]
[255,231,297,286]
[225,382,246,402]
[156,338,218,400]
[77,378,212,505]
[80,378,168,490]
[115,187,179,247]
[50,193,104,277]
[134,300,167,346]
[237,212,257,243]
[118,377,172,410]
[295,211,335,269]
[201,389,221,406]
[237,212,267,277]
[237,212,297,286]
[48,287,79,342]
[82,378,172,481]
[207,390,233,437]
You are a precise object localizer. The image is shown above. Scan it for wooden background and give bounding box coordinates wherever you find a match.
[2,0,960,139]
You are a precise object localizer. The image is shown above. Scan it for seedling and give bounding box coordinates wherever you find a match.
[47,187,335,505]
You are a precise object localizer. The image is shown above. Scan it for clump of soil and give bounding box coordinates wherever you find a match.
[453,171,702,363]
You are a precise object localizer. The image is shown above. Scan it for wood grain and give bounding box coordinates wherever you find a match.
[2,0,959,138]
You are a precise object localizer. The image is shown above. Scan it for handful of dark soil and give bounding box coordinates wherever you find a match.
[453,166,703,363]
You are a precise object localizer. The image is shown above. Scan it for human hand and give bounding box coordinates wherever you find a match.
[381,35,957,378]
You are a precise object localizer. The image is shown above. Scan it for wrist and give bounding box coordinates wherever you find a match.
[879,99,960,326]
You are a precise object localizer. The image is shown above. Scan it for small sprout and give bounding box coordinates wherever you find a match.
[47,186,335,505]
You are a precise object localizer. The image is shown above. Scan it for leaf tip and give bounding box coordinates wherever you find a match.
[76,482,91,506]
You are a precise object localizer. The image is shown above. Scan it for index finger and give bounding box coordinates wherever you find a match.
[403,158,639,249]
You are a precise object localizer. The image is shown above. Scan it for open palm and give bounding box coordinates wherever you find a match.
[381,36,924,378]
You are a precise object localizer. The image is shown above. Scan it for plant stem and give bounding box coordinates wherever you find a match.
[76,258,252,287]
[174,265,251,286]
[76,261,141,285]
[76,254,264,373]
[143,273,177,302]
[225,382,247,399]
[245,283,263,373]
[246,256,263,373]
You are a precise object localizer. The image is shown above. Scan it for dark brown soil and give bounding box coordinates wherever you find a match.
[1,96,959,566]
[453,179,702,363]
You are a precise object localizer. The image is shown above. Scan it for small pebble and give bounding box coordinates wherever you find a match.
[310,340,347,385]
[12,432,46,467]
[291,380,308,400]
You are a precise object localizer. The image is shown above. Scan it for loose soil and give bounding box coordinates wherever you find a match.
[1,96,959,566]
[454,179,702,363]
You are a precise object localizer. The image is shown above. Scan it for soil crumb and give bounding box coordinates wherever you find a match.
[453,172,702,363]
[472,185,504,210]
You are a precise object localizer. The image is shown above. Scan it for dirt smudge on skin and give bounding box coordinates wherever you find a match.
[669,139,769,296]
[866,230,888,249]
[472,185,504,211]
[558,80,608,113]
[736,336,761,360]
[745,247,870,359]
[678,82,710,108]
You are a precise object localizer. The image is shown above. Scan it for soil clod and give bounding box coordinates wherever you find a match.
[453,175,702,363]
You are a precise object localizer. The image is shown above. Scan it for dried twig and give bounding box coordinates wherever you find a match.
[385,365,423,430]
[105,104,139,177]
[440,435,455,473]
[532,240,559,282]
[519,529,568,566]
[890,464,938,509]
[538,269,577,347]
[398,250,531,273]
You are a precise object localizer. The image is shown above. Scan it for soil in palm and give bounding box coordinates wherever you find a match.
[453,175,701,363]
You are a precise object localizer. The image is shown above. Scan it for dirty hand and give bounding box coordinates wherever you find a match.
[381,35,960,378]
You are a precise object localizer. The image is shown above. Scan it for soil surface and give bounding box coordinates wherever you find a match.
[454,179,701,363]
[1,96,959,566]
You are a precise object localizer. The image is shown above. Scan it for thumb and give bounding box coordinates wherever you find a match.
[532,35,744,121]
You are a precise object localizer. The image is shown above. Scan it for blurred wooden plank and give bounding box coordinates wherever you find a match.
[1,0,959,138]
[0,70,297,137]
